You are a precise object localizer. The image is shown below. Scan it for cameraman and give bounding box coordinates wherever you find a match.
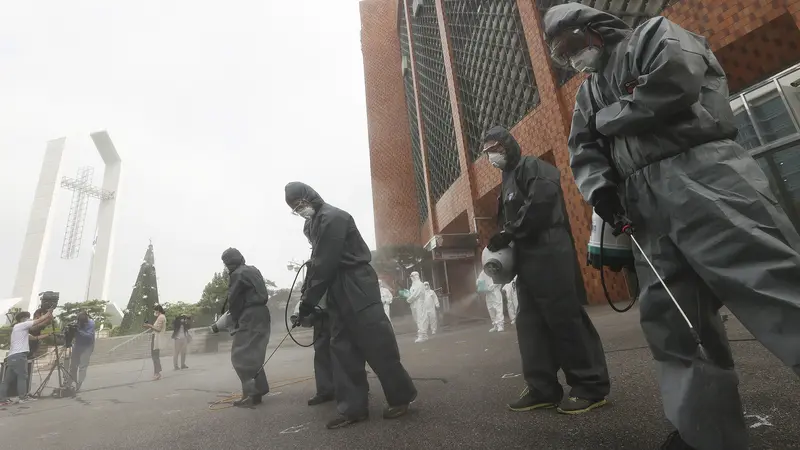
[28,308,53,358]
[1,308,54,405]
[68,311,95,391]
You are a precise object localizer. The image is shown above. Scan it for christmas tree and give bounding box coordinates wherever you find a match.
[118,241,160,335]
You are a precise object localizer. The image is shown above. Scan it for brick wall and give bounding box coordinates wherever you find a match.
[361,0,421,248]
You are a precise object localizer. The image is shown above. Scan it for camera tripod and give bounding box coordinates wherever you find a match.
[32,322,78,398]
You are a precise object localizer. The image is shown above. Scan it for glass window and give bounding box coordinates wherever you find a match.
[754,145,800,231]
[776,67,800,128]
[730,96,761,150]
[743,83,797,144]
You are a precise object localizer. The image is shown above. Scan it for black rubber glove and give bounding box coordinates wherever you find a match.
[487,231,512,252]
[592,188,624,227]
[297,302,315,323]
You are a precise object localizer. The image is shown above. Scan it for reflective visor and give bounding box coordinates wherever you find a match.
[549,27,590,68]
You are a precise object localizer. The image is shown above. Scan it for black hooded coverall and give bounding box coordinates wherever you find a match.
[285,182,417,420]
[545,4,800,449]
[302,219,334,400]
[486,126,611,403]
[222,248,271,399]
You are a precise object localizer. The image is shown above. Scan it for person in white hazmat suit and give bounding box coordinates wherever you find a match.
[478,270,504,332]
[379,280,393,323]
[421,282,440,336]
[406,272,427,343]
[502,277,519,325]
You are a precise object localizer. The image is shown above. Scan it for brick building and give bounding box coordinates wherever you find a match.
[360,0,800,314]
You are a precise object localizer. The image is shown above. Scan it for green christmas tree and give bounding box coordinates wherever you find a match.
[118,242,160,335]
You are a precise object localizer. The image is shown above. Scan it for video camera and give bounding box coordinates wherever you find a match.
[63,322,78,348]
[39,291,60,310]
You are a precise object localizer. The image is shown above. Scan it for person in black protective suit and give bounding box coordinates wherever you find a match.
[299,218,335,406]
[221,247,271,407]
[543,4,800,450]
[483,126,611,415]
[285,181,417,430]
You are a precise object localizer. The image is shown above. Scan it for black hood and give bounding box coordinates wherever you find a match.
[221,247,245,270]
[543,3,631,48]
[483,126,521,170]
[285,182,325,211]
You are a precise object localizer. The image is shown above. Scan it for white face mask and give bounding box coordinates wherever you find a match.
[297,206,315,219]
[570,47,602,73]
[488,152,507,169]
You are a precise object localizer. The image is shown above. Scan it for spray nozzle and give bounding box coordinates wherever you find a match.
[611,214,634,237]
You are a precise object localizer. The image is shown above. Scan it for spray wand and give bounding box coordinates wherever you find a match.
[615,219,709,359]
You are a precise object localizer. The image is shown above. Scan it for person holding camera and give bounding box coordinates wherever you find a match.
[68,311,95,391]
[1,309,54,405]
[28,308,53,358]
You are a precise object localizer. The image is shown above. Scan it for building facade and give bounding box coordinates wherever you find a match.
[360,0,800,310]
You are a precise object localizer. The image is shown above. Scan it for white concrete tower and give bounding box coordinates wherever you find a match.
[11,138,67,312]
[10,132,121,312]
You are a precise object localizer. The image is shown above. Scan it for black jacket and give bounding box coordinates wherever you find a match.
[485,126,569,242]
[285,182,377,310]
[221,248,269,322]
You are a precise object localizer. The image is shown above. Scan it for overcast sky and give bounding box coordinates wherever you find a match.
[0,0,375,309]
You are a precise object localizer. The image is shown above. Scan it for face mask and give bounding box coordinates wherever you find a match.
[488,153,507,169]
[570,47,602,73]
[297,206,315,219]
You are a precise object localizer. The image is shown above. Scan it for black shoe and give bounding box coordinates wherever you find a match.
[660,431,697,450]
[556,396,608,415]
[308,394,334,406]
[507,387,558,412]
[233,396,260,408]
[383,390,417,419]
[326,415,367,429]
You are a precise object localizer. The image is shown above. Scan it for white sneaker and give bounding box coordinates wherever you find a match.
[511,320,516,325]
[497,327,505,332]
[414,337,427,343]
[17,396,36,404]
[489,326,497,333]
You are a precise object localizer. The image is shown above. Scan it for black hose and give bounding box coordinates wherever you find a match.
[600,219,636,313]
[282,261,324,348]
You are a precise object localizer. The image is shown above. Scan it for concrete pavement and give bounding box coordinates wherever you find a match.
[2,304,798,450]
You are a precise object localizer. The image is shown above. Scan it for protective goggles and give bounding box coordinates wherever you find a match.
[291,200,312,216]
[548,27,594,68]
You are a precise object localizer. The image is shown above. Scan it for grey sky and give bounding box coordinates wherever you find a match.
[0,0,375,309]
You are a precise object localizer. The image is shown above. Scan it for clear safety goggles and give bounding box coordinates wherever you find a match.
[548,27,593,68]
[291,200,312,216]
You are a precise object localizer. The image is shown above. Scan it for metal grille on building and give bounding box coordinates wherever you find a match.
[399,5,430,224]
[535,0,674,86]
[409,1,461,202]
[444,0,540,161]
